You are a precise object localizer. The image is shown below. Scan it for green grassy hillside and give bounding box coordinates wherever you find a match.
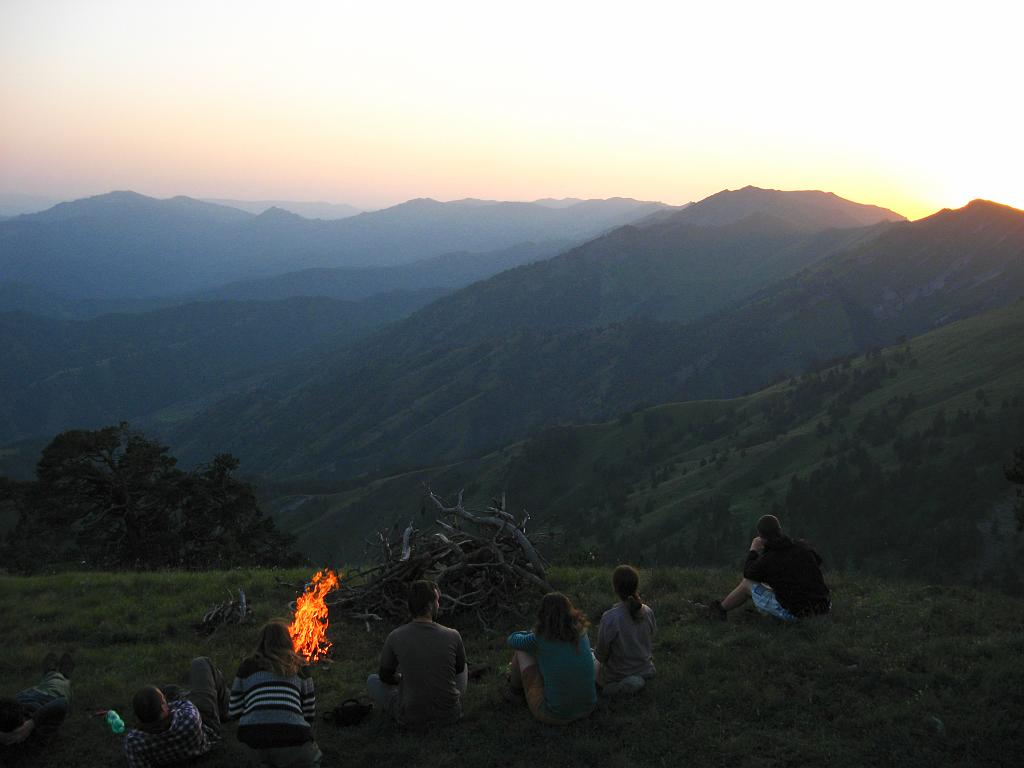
[1,568,1020,767]
[267,301,1024,590]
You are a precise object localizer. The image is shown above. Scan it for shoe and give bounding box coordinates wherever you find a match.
[602,676,646,697]
[58,652,75,678]
[709,600,727,621]
[41,652,58,674]
[619,675,645,694]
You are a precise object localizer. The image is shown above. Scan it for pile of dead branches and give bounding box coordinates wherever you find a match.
[326,491,553,630]
[195,588,253,635]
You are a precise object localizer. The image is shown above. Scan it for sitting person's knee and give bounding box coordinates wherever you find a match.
[519,664,541,689]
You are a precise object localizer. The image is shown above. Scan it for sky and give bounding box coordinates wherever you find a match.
[1,0,1020,219]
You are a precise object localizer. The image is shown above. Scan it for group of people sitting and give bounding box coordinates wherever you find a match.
[363,513,829,731]
[365,563,660,729]
[0,514,830,767]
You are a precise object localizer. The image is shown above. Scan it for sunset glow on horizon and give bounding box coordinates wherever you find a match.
[1,0,1020,220]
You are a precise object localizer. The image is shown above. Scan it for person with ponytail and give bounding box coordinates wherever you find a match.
[506,592,597,724]
[594,565,657,696]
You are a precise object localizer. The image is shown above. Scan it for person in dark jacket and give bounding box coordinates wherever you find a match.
[712,514,830,621]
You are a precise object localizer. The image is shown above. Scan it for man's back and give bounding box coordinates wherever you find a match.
[381,621,466,726]
[744,536,830,616]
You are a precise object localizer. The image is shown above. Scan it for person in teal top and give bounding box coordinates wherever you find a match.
[507,592,597,724]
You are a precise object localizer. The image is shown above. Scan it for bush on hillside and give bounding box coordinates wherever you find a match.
[1006,445,1024,531]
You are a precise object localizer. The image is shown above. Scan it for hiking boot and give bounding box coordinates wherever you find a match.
[57,652,75,678]
[709,600,727,621]
[619,675,646,694]
[41,652,58,674]
[603,675,646,697]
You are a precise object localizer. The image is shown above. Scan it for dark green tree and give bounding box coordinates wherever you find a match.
[177,453,295,568]
[3,423,297,571]
[29,424,180,567]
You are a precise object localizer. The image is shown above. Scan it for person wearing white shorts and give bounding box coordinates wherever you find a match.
[712,514,830,621]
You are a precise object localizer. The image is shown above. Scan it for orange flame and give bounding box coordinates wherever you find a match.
[288,569,340,663]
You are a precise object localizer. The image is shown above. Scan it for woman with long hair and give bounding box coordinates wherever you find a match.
[595,565,657,696]
[507,592,597,724]
[228,620,322,767]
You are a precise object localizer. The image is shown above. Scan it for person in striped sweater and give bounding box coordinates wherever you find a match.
[228,620,321,768]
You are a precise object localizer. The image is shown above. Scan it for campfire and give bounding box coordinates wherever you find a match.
[288,568,340,663]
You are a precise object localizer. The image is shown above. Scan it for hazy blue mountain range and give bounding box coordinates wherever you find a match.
[531,198,589,209]
[0,191,669,298]
[0,281,179,320]
[3,188,1010,490]
[203,198,363,219]
[0,241,567,318]
[384,214,893,351]
[194,241,569,303]
[0,193,64,217]
[365,186,905,349]
[162,192,1000,481]
[0,290,445,443]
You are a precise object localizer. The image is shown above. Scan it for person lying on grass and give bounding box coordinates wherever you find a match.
[367,579,469,728]
[0,651,74,748]
[229,620,321,768]
[712,514,831,621]
[595,565,657,696]
[123,656,229,768]
[507,592,597,724]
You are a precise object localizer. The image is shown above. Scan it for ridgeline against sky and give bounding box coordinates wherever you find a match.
[0,0,1020,219]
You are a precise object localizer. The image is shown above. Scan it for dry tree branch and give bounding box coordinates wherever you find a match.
[324,488,553,629]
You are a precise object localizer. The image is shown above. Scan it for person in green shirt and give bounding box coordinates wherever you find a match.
[507,592,597,725]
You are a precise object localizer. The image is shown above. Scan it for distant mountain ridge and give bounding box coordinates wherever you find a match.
[0,192,669,298]
[0,193,64,217]
[384,212,894,351]
[197,240,569,303]
[162,194,994,481]
[0,241,569,319]
[3,188,1007,487]
[0,281,176,320]
[24,190,251,225]
[203,198,362,219]
[667,186,905,230]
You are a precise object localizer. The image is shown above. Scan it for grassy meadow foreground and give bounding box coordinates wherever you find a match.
[0,567,1021,767]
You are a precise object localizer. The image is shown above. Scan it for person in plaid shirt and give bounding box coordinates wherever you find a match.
[123,657,228,768]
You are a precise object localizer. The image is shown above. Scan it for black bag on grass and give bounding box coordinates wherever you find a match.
[324,698,373,727]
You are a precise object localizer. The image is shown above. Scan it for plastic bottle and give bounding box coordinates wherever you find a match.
[105,710,125,734]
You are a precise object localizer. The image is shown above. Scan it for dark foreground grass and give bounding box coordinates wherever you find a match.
[1,567,1022,767]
